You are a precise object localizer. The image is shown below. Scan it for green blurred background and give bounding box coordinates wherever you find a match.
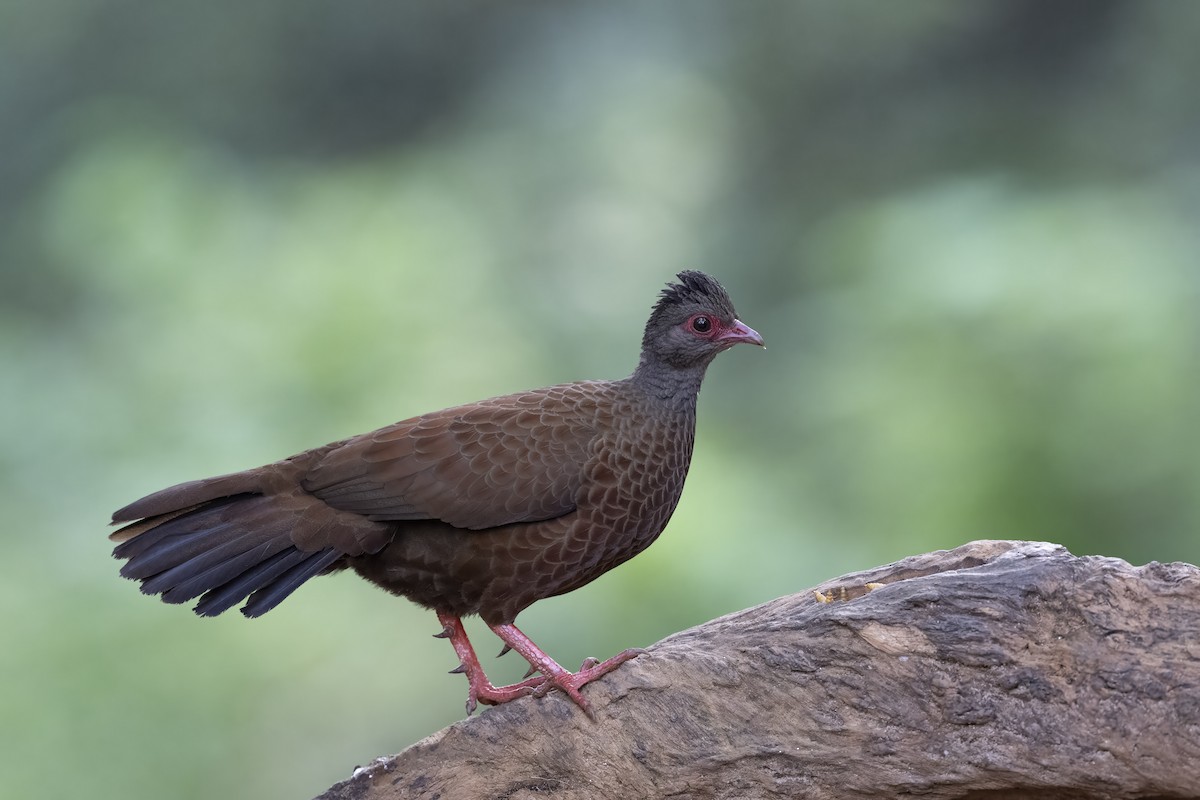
[4,1,1199,797]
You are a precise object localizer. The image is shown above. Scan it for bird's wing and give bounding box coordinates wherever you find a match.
[301,383,608,530]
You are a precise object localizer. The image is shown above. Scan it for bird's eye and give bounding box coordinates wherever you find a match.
[690,315,712,334]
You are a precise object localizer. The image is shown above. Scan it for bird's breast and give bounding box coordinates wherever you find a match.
[573,409,697,569]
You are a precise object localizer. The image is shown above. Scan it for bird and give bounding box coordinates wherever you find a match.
[110,270,764,716]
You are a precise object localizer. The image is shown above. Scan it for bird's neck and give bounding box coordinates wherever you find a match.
[629,355,709,412]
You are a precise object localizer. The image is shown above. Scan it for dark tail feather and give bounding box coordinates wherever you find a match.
[113,496,245,561]
[242,549,343,617]
[112,471,264,524]
[113,494,342,617]
[193,548,315,617]
[153,536,296,602]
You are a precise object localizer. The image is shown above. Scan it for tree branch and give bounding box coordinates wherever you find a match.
[316,540,1200,799]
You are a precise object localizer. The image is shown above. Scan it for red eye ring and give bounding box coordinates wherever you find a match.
[689,315,713,335]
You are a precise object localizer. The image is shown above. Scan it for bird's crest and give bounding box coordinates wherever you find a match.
[646,271,736,334]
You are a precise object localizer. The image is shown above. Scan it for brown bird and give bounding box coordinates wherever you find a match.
[111,271,763,715]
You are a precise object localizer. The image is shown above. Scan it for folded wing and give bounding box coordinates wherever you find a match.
[302,384,605,530]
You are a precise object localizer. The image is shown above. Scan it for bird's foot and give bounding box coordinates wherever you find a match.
[528,648,646,718]
[434,611,645,717]
[490,621,646,719]
[463,672,546,715]
[436,611,556,715]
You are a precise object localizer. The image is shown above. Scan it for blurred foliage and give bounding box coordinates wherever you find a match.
[3,1,1200,798]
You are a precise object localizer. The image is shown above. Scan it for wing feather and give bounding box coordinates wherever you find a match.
[301,382,613,530]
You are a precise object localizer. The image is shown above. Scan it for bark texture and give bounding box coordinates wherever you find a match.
[316,540,1200,800]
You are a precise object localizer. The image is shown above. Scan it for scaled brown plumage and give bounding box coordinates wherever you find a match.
[111,271,763,715]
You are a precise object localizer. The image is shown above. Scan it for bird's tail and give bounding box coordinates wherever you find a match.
[111,472,343,617]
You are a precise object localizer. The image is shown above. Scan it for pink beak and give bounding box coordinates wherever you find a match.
[716,319,765,349]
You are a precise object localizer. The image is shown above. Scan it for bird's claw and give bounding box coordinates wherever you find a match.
[527,647,648,716]
[437,612,646,718]
[464,673,547,715]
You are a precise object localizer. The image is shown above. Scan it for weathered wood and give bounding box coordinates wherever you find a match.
[316,540,1200,800]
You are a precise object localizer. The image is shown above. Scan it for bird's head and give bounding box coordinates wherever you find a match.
[639,271,764,374]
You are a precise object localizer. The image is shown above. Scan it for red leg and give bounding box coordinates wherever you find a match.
[434,610,546,715]
[488,621,645,719]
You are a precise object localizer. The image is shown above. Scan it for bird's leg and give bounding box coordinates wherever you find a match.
[434,610,546,715]
[487,621,645,718]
